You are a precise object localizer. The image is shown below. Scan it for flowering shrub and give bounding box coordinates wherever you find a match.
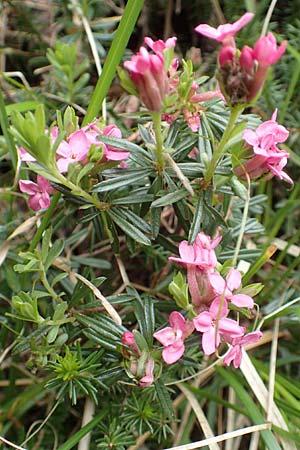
[1,2,299,450]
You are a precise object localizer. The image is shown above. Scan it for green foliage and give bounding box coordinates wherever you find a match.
[0,2,300,450]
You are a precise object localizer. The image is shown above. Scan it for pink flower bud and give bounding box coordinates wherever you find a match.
[240,46,255,71]
[218,45,236,67]
[124,47,169,111]
[253,32,287,67]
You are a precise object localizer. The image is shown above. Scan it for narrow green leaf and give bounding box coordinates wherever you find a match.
[108,209,151,246]
[216,367,282,450]
[0,89,18,169]
[154,379,174,420]
[92,168,152,192]
[151,189,188,208]
[57,409,107,450]
[188,193,204,243]
[83,0,144,124]
[5,100,40,115]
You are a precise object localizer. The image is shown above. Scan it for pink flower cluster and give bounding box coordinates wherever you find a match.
[195,13,287,104]
[235,109,292,183]
[122,331,155,387]
[125,36,223,132]
[18,121,127,211]
[153,232,262,367]
[124,37,175,112]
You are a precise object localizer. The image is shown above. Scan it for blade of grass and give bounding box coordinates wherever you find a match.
[57,408,107,450]
[83,0,144,125]
[216,366,282,450]
[0,88,18,170]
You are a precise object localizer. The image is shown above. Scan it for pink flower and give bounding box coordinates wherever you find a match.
[101,125,129,161]
[124,46,169,111]
[184,111,200,132]
[209,268,254,308]
[144,36,177,54]
[193,297,245,355]
[235,109,292,183]
[56,129,91,173]
[253,32,287,68]
[169,233,222,308]
[169,232,221,269]
[195,13,254,45]
[18,147,36,162]
[223,331,263,368]
[19,175,55,211]
[153,311,194,364]
[139,358,155,387]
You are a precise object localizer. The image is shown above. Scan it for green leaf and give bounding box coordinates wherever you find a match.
[151,189,188,208]
[44,239,65,270]
[108,209,151,246]
[57,409,108,450]
[154,379,174,420]
[92,168,152,192]
[216,367,282,450]
[5,100,40,115]
[188,193,204,243]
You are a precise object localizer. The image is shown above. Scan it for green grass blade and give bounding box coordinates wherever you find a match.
[0,88,18,170]
[83,0,144,125]
[216,367,282,450]
[57,409,107,450]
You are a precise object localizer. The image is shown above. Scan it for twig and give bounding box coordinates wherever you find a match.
[77,398,95,450]
[162,424,271,450]
[267,317,280,422]
[20,401,60,447]
[70,0,106,121]
[73,273,122,325]
[178,384,221,450]
[261,0,278,37]
[0,436,27,450]
[164,153,194,196]
[127,432,151,450]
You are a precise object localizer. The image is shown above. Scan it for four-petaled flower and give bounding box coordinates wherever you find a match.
[193,298,245,355]
[19,175,55,211]
[195,12,254,45]
[235,109,292,183]
[209,268,254,308]
[223,331,263,368]
[153,311,194,364]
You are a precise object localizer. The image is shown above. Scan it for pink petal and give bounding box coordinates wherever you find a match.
[202,327,219,355]
[224,345,241,367]
[193,311,212,332]
[56,157,72,173]
[208,271,226,295]
[218,318,245,336]
[240,330,262,345]
[231,293,254,308]
[19,180,39,195]
[226,268,241,291]
[153,327,175,346]
[243,129,259,147]
[162,341,185,364]
[209,297,228,319]
[169,311,186,332]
